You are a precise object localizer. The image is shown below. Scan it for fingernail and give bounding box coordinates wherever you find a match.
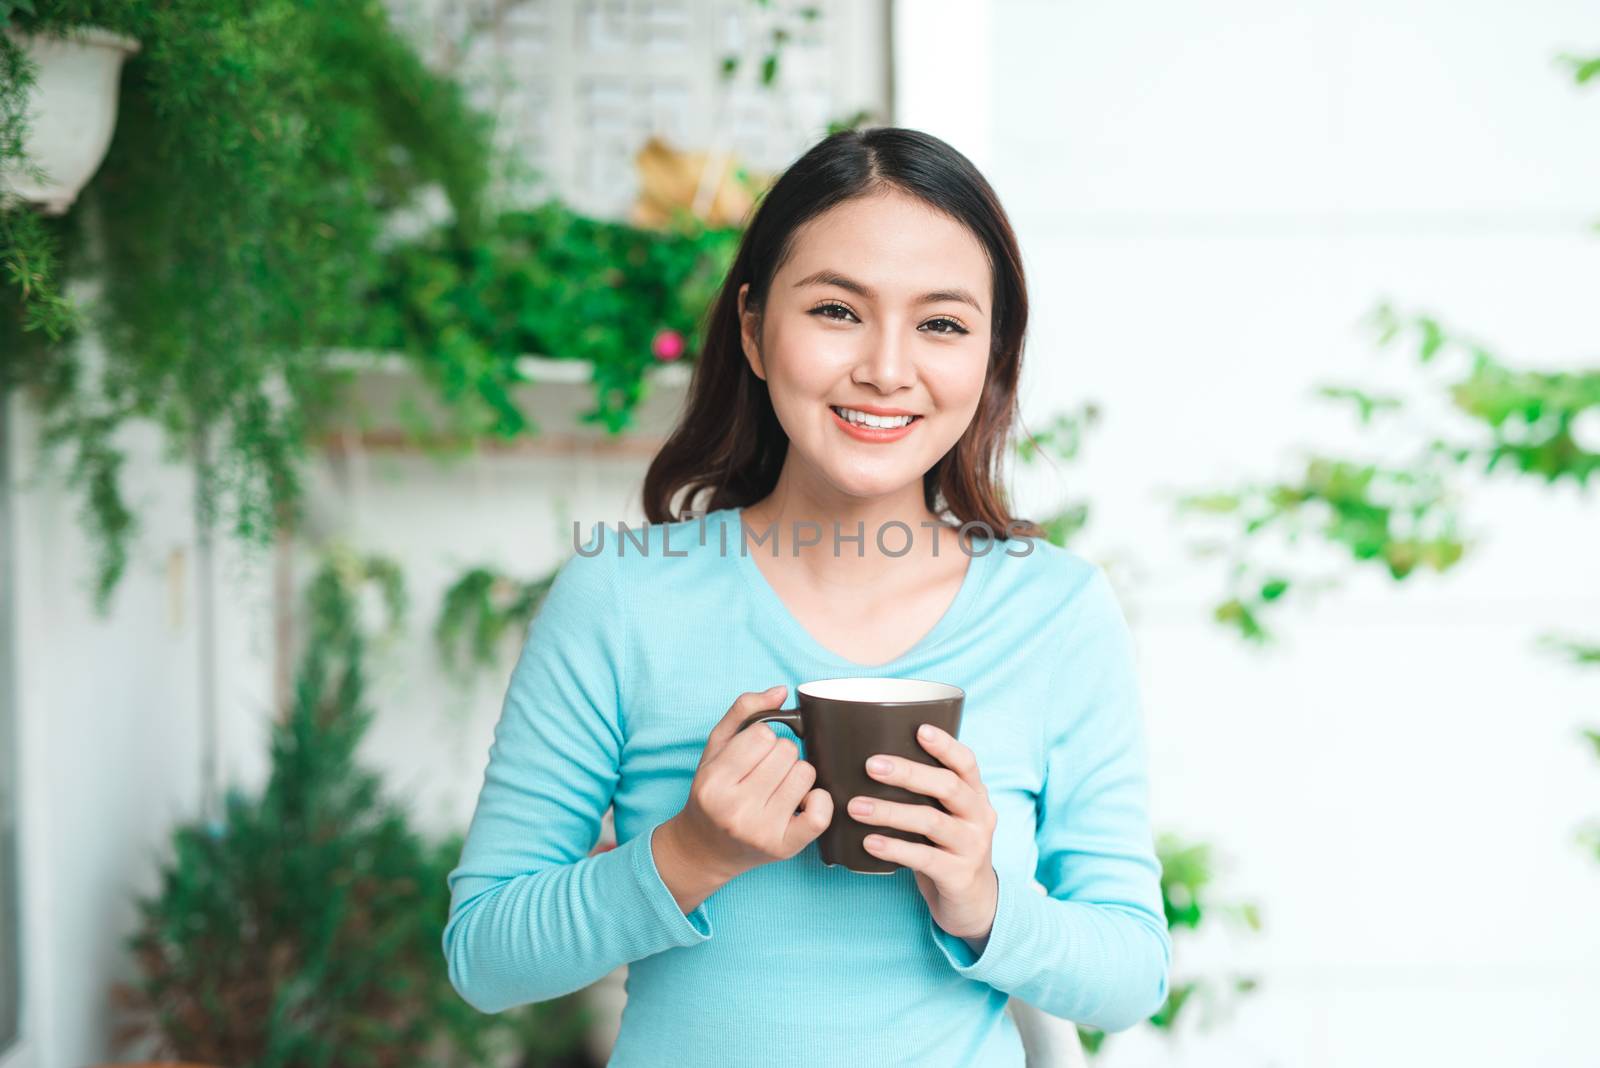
[918,723,936,740]
[867,756,892,774]
[848,797,873,816]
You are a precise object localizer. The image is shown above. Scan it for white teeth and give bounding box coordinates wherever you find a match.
[833,406,915,429]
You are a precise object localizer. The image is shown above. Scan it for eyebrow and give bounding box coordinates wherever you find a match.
[792,269,984,314]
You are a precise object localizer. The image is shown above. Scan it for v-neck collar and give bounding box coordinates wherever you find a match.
[716,506,996,672]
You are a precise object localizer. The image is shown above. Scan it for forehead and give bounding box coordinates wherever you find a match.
[779,190,991,300]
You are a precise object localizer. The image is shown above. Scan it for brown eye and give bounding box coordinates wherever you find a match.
[811,302,856,322]
[923,317,969,336]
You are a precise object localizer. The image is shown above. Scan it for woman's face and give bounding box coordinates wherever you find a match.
[738,188,993,505]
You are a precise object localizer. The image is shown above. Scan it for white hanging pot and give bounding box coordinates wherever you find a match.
[0,25,140,215]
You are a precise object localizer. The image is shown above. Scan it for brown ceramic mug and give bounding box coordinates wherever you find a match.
[737,676,965,874]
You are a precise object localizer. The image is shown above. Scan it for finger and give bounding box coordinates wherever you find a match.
[703,685,788,763]
[706,719,784,785]
[860,831,959,881]
[915,723,986,795]
[709,701,799,787]
[740,731,800,796]
[766,756,817,817]
[781,787,834,855]
[865,753,975,818]
[848,796,963,850]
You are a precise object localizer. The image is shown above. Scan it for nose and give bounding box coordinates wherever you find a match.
[850,318,918,395]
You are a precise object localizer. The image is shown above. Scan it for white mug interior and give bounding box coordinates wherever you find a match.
[796,676,963,704]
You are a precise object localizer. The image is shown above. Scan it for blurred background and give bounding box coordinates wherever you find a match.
[1,1,1597,1066]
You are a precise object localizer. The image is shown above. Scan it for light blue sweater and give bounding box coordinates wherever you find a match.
[444,507,1170,1066]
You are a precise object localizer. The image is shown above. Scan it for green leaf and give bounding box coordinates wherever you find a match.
[1558,52,1600,84]
[1418,316,1445,362]
[1215,598,1269,643]
[1075,1026,1106,1054]
[1369,301,1402,347]
[1179,492,1242,514]
[1317,384,1404,424]
[1149,980,1198,1029]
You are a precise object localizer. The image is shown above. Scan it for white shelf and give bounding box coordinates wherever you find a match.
[324,349,693,389]
[315,349,688,458]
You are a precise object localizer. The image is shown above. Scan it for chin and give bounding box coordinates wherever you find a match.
[808,462,930,504]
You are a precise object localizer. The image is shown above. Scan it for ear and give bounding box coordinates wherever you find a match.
[737,282,766,381]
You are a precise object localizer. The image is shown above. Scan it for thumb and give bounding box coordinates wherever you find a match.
[784,787,834,854]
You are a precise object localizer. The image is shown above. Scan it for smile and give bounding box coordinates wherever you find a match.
[829,404,922,442]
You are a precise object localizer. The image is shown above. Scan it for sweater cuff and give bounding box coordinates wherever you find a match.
[627,819,715,945]
[928,865,1045,988]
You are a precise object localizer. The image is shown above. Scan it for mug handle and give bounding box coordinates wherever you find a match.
[738,709,806,737]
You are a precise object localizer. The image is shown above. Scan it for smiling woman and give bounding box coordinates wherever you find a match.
[443,127,1169,1068]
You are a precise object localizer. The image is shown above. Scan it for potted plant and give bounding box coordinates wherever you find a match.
[0,9,139,213]
[109,548,588,1066]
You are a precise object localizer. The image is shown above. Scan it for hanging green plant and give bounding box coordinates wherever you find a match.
[433,562,557,681]
[0,1,494,613]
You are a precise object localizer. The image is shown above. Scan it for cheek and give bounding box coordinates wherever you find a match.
[765,338,849,411]
[924,352,989,418]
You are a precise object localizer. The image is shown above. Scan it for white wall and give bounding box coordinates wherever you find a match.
[896,1,1600,1064]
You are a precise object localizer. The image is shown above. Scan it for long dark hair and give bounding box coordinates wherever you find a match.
[642,126,1044,539]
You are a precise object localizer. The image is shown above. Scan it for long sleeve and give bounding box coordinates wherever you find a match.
[442,541,713,1015]
[927,564,1171,1032]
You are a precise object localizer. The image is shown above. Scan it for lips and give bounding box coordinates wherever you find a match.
[829,404,922,443]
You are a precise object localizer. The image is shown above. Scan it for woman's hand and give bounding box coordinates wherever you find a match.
[666,685,835,884]
[848,723,1000,946]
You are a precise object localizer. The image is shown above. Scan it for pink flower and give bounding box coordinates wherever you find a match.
[651,328,685,362]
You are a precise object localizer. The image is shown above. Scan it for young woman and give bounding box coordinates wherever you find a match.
[443,127,1170,1066]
